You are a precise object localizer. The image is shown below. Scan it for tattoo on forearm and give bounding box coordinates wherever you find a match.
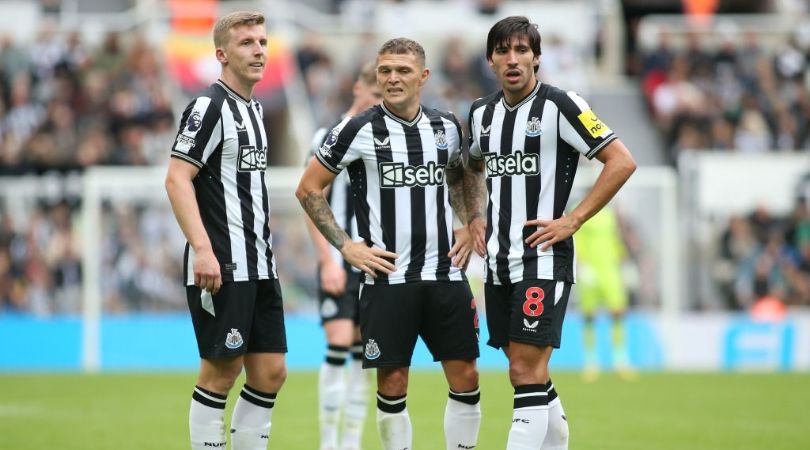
[446,164,468,224]
[463,161,487,223]
[301,192,349,250]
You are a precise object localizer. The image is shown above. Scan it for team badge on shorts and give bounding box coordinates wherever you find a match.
[364,339,381,360]
[225,328,244,349]
[320,298,338,318]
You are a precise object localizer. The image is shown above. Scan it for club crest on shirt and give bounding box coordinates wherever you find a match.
[187,111,202,132]
[225,328,244,349]
[434,130,448,150]
[364,339,381,360]
[526,117,542,137]
[319,128,339,158]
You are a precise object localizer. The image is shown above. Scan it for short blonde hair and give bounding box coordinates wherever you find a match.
[213,11,265,48]
[357,61,376,86]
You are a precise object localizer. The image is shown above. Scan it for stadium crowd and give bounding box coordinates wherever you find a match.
[640,28,810,164]
[0,26,176,173]
[715,193,810,310]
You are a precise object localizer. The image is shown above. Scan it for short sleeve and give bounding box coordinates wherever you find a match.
[557,91,617,159]
[314,116,364,174]
[171,96,222,167]
[467,105,483,161]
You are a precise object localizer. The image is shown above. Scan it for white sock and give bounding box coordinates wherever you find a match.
[340,346,368,450]
[320,345,349,449]
[541,381,569,450]
[189,385,227,450]
[230,384,276,450]
[376,392,412,450]
[444,387,481,450]
[507,384,549,450]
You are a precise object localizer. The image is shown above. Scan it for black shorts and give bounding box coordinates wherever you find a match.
[485,279,571,350]
[187,279,287,359]
[318,270,362,325]
[359,281,479,368]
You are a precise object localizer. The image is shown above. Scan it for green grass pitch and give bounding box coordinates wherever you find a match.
[1,371,808,449]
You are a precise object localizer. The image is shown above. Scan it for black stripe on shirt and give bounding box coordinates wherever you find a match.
[495,109,516,284]
[371,115,395,284]
[227,97,259,280]
[246,103,274,277]
[522,93,545,281]
[427,111,451,281]
[404,122,426,282]
[479,101,497,284]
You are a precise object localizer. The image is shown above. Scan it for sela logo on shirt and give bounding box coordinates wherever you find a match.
[238,145,267,171]
[225,328,244,349]
[434,130,448,150]
[482,151,539,177]
[379,161,445,188]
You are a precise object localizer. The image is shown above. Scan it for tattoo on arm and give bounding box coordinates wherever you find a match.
[301,192,350,250]
[446,162,468,224]
[464,159,487,223]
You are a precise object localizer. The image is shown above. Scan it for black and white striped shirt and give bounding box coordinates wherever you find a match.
[468,81,617,285]
[171,80,277,285]
[310,120,360,274]
[315,103,465,285]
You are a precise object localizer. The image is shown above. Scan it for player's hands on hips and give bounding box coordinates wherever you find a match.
[320,258,347,296]
[340,240,398,278]
[449,227,473,270]
[468,216,487,257]
[524,215,582,251]
[193,247,222,294]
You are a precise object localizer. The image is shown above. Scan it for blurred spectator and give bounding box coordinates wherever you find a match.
[0,27,174,174]
[640,28,810,159]
[716,199,810,309]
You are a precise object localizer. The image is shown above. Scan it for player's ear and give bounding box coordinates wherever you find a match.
[420,67,430,86]
[216,48,228,64]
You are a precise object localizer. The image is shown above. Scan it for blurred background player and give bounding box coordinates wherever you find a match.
[575,206,637,381]
[305,62,381,450]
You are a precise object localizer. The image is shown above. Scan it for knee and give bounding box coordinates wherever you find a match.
[202,363,243,394]
[452,364,479,392]
[377,368,408,396]
[271,365,288,388]
[264,361,287,391]
[508,358,546,387]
